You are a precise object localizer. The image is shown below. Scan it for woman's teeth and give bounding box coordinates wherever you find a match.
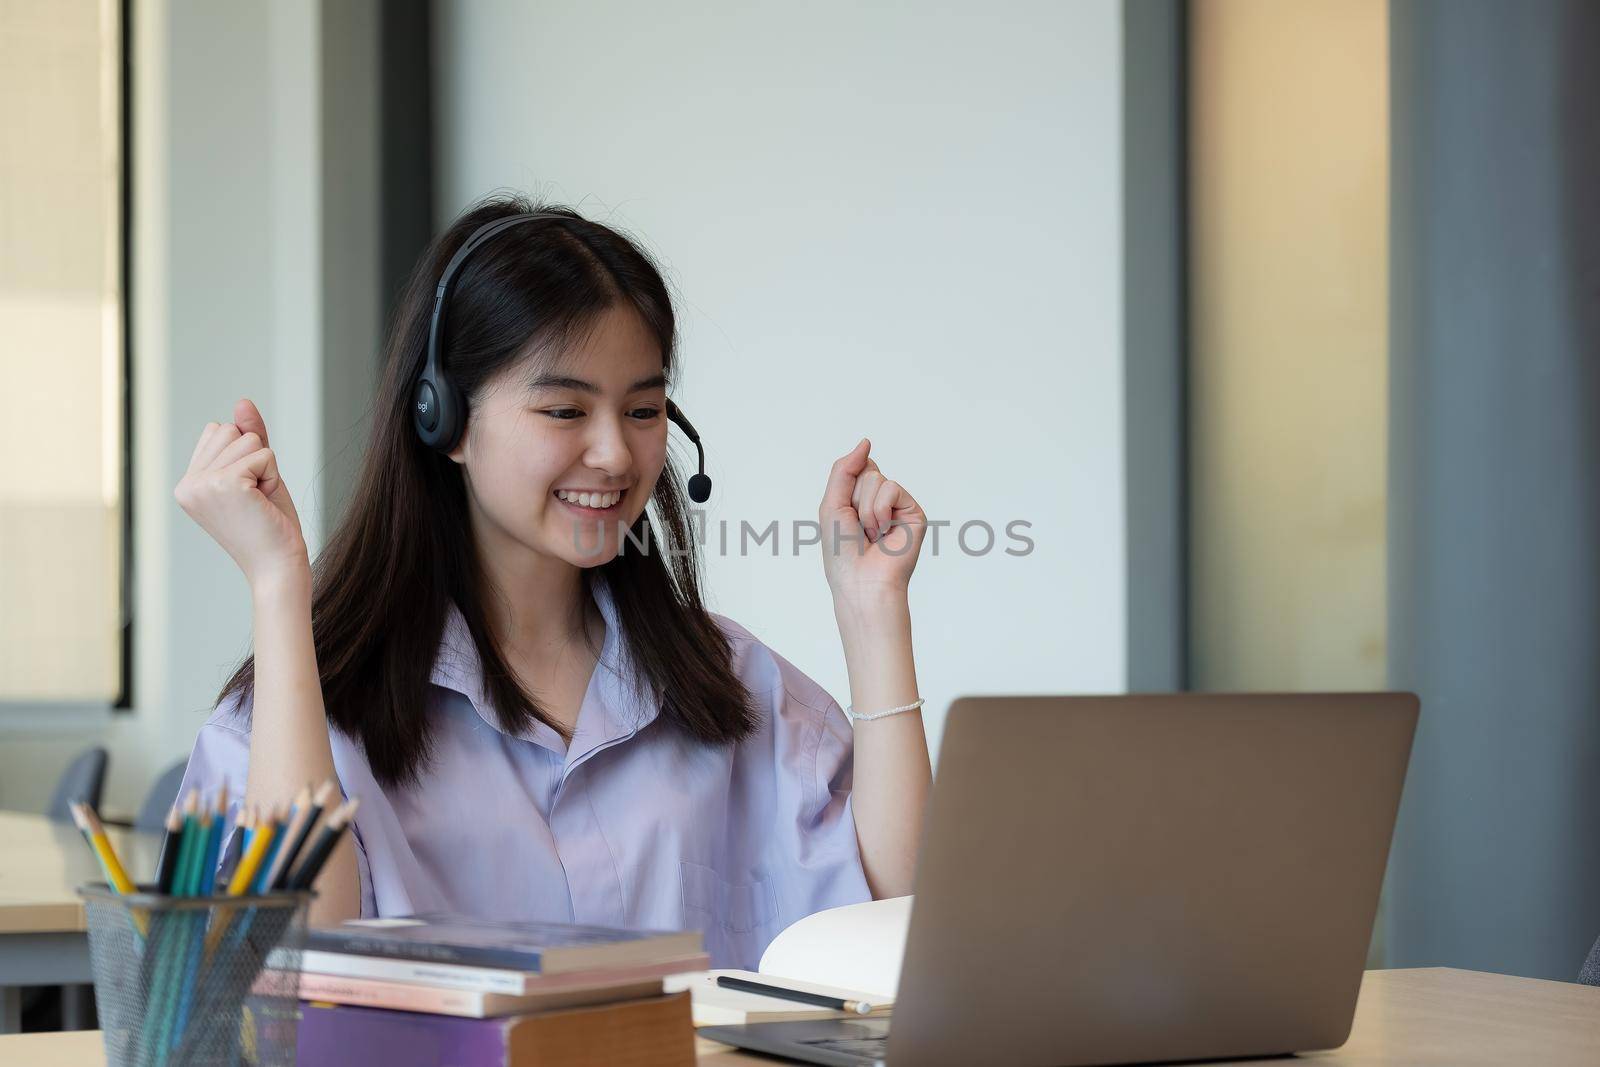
[556,489,622,509]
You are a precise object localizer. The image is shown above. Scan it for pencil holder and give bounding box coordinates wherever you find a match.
[78,882,313,1067]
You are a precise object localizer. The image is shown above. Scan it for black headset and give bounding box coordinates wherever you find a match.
[413,211,712,504]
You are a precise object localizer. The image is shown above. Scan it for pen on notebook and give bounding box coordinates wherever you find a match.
[154,804,185,894]
[270,780,334,890]
[261,785,313,892]
[286,797,359,890]
[715,975,877,1015]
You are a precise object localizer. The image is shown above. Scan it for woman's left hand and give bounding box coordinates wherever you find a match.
[818,438,928,604]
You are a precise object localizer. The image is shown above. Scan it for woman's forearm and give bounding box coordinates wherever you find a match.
[248,566,359,926]
[835,592,932,899]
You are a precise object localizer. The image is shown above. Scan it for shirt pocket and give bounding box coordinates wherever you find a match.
[679,860,780,968]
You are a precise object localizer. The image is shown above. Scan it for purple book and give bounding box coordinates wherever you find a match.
[298,1003,510,1067]
[295,993,696,1067]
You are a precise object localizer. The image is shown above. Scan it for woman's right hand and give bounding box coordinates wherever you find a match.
[175,398,310,589]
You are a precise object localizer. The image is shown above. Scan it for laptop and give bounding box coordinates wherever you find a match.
[701,692,1418,1067]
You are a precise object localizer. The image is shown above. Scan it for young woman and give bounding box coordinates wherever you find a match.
[172,196,932,969]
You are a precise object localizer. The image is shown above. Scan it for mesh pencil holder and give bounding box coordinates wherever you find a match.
[78,882,313,1067]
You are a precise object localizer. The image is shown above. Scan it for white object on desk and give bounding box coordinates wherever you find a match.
[664,969,893,1027]
[756,895,912,998]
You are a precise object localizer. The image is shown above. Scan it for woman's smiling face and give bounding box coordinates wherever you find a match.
[447,304,670,569]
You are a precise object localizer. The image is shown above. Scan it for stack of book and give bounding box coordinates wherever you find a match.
[259,914,709,1066]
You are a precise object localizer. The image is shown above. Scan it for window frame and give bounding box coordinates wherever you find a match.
[0,0,133,720]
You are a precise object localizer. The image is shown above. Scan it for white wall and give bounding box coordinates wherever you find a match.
[1,0,1125,812]
[434,0,1127,763]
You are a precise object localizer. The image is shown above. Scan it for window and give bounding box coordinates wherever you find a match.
[0,0,129,706]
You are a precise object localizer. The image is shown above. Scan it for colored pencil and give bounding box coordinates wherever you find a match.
[169,879,212,1044]
[70,802,135,895]
[71,801,150,942]
[188,811,212,895]
[61,779,362,1060]
[158,797,213,1049]
[171,793,236,1051]
[167,796,198,908]
[154,804,185,894]
[260,786,312,894]
[226,807,277,897]
[286,797,360,890]
[271,780,337,891]
[215,820,244,887]
[173,790,202,895]
[250,802,289,895]
[197,783,228,896]
[141,793,200,1059]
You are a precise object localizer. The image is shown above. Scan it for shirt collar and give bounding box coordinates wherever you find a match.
[427,578,663,761]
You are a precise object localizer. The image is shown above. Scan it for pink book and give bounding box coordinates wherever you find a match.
[268,947,710,995]
[256,953,707,1023]
[273,970,668,1018]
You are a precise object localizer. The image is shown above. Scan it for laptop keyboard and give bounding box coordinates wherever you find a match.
[800,1034,889,1056]
[800,1019,891,1065]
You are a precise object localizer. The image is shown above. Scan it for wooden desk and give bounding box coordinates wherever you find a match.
[0,1029,767,1065]
[0,811,161,1033]
[0,968,1595,1065]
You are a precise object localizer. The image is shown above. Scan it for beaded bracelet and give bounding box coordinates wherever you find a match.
[844,697,926,723]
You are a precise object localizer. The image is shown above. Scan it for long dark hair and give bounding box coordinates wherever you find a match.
[217,194,759,788]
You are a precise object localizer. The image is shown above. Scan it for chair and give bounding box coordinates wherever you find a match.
[29,745,109,1030]
[44,746,108,823]
[133,759,189,832]
[1581,935,1600,986]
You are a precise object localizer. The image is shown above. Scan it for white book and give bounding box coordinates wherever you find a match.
[268,947,709,996]
[274,969,665,1018]
[661,897,913,1028]
[757,895,911,998]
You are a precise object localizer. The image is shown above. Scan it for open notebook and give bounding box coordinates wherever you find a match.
[665,896,912,1027]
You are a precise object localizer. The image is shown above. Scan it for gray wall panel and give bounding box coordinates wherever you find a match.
[1124,0,1186,692]
[1387,0,1600,981]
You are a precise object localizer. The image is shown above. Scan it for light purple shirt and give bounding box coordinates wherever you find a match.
[177,580,872,969]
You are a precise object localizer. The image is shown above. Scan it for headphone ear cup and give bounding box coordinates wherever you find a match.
[435,376,465,453]
[414,372,466,453]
